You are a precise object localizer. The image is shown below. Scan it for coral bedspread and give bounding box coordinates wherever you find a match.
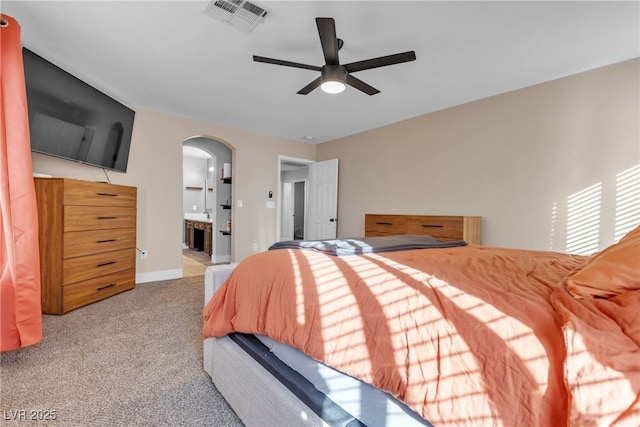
[203,245,640,426]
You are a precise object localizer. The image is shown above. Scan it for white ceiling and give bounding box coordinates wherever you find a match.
[3,1,639,144]
[183,146,213,159]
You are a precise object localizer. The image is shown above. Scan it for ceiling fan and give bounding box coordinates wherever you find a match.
[253,17,416,95]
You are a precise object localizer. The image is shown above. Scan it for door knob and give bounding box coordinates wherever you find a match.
[329,218,335,222]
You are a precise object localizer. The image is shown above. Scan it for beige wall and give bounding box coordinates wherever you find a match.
[317,59,640,253]
[32,108,316,282]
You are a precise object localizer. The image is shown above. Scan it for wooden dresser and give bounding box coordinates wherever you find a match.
[34,178,137,314]
[365,214,481,245]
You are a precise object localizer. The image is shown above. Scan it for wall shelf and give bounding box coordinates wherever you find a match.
[220,173,231,235]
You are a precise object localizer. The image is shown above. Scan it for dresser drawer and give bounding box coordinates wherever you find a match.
[64,228,136,258]
[63,248,135,285]
[64,206,136,232]
[63,269,135,313]
[63,180,136,207]
[406,216,464,240]
[365,214,407,236]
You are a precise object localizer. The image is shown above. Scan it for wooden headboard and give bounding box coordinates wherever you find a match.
[365,214,481,245]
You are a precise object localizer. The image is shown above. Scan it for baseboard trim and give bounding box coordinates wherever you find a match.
[136,269,183,284]
[213,255,231,264]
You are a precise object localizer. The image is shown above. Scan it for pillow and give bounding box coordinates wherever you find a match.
[566,225,640,298]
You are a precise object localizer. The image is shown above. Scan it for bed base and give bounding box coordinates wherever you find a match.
[205,334,334,426]
[203,264,432,427]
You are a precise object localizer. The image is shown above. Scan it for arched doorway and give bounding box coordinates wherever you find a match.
[182,136,233,276]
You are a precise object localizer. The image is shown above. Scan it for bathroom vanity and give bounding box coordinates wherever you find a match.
[184,214,213,256]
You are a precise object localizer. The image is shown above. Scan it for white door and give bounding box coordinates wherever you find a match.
[306,159,338,240]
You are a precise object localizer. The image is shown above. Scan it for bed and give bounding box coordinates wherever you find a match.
[203,227,640,426]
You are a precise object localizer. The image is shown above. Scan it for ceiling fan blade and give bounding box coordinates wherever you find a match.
[297,76,323,95]
[346,74,380,96]
[253,55,321,72]
[316,17,339,65]
[344,51,416,73]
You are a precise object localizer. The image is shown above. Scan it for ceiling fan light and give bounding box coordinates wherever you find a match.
[320,80,346,94]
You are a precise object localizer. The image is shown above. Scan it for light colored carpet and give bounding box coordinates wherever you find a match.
[0,277,244,427]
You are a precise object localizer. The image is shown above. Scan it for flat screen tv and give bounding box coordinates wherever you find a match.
[22,48,135,173]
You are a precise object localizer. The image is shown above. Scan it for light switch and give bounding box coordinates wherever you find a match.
[237,200,243,208]
[266,201,275,209]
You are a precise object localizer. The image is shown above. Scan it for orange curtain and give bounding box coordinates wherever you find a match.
[0,14,42,351]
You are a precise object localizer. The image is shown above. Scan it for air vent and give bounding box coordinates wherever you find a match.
[203,0,269,33]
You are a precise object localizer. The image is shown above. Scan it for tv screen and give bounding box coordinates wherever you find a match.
[22,48,135,173]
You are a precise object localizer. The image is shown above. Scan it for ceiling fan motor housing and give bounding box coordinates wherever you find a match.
[322,65,348,84]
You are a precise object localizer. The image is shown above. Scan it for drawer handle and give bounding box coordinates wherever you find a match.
[97,216,118,220]
[97,283,116,291]
[97,193,118,197]
[375,222,393,225]
[97,261,117,267]
[421,224,444,228]
[97,239,117,243]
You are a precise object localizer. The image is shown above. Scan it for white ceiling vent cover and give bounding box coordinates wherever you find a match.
[203,0,269,33]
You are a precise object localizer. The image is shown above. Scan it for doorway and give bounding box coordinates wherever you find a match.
[182,136,233,276]
[293,181,305,239]
[277,156,339,242]
[281,179,307,241]
[278,156,313,242]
